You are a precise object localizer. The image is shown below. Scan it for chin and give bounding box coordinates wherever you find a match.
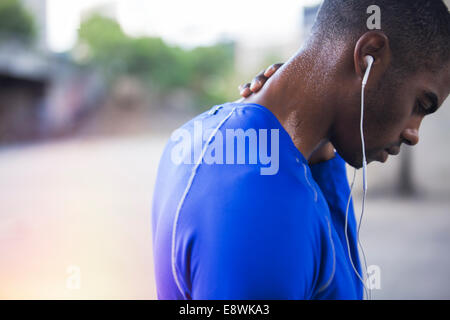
[334,143,376,169]
[336,150,363,169]
[349,160,364,169]
[343,152,386,169]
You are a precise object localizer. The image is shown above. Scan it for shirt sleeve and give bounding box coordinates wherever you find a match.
[187,170,324,300]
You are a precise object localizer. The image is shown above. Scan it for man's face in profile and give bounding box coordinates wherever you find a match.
[334,63,450,169]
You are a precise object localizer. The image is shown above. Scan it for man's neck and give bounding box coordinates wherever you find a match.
[243,48,338,161]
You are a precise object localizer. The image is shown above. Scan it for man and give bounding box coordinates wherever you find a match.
[151,0,450,299]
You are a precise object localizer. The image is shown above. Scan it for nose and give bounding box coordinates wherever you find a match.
[401,128,419,146]
[401,115,423,146]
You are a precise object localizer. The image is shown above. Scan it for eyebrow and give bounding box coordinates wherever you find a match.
[424,92,439,114]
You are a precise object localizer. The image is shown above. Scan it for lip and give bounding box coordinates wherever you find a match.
[385,146,400,156]
[381,150,388,162]
[376,150,388,163]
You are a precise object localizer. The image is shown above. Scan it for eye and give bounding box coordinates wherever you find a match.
[413,100,427,115]
[413,100,431,116]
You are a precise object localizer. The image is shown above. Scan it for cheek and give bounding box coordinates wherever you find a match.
[365,89,412,147]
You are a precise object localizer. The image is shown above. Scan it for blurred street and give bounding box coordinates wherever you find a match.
[0,134,167,299]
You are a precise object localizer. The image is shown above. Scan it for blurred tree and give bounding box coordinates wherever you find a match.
[76,15,129,78]
[75,15,235,110]
[188,42,235,108]
[0,0,35,44]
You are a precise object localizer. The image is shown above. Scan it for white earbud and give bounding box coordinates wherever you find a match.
[362,55,374,87]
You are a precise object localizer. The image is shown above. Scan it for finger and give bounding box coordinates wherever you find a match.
[239,83,251,97]
[250,72,267,92]
[264,63,283,78]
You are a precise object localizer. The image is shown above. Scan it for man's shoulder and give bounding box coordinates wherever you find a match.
[160,101,322,216]
[175,102,281,132]
[163,102,291,175]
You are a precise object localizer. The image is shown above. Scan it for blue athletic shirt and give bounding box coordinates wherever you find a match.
[151,102,363,300]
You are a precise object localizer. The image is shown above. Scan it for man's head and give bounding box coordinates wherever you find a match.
[309,0,450,168]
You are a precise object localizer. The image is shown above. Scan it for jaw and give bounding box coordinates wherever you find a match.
[332,145,364,169]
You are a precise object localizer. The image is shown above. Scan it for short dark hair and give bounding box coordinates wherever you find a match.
[311,0,450,75]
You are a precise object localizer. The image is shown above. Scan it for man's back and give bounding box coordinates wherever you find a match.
[151,102,363,299]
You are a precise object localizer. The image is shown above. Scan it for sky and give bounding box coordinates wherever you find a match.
[46,0,321,52]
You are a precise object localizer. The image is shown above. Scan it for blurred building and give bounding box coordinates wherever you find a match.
[301,3,321,41]
[0,0,106,144]
[234,3,320,75]
[0,41,104,143]
[20,0,48,52]
[0,41,48,142]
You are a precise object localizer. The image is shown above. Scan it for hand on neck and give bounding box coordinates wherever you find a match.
[242,48,338,161]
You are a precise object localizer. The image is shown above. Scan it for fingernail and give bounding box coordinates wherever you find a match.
[264,66,274,76]
[250,80,260,91]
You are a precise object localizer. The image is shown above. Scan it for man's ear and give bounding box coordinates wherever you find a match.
[353,31,391,85]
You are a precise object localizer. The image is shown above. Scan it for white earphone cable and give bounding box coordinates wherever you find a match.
[344,168,369,299]
[344,55,373,300]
